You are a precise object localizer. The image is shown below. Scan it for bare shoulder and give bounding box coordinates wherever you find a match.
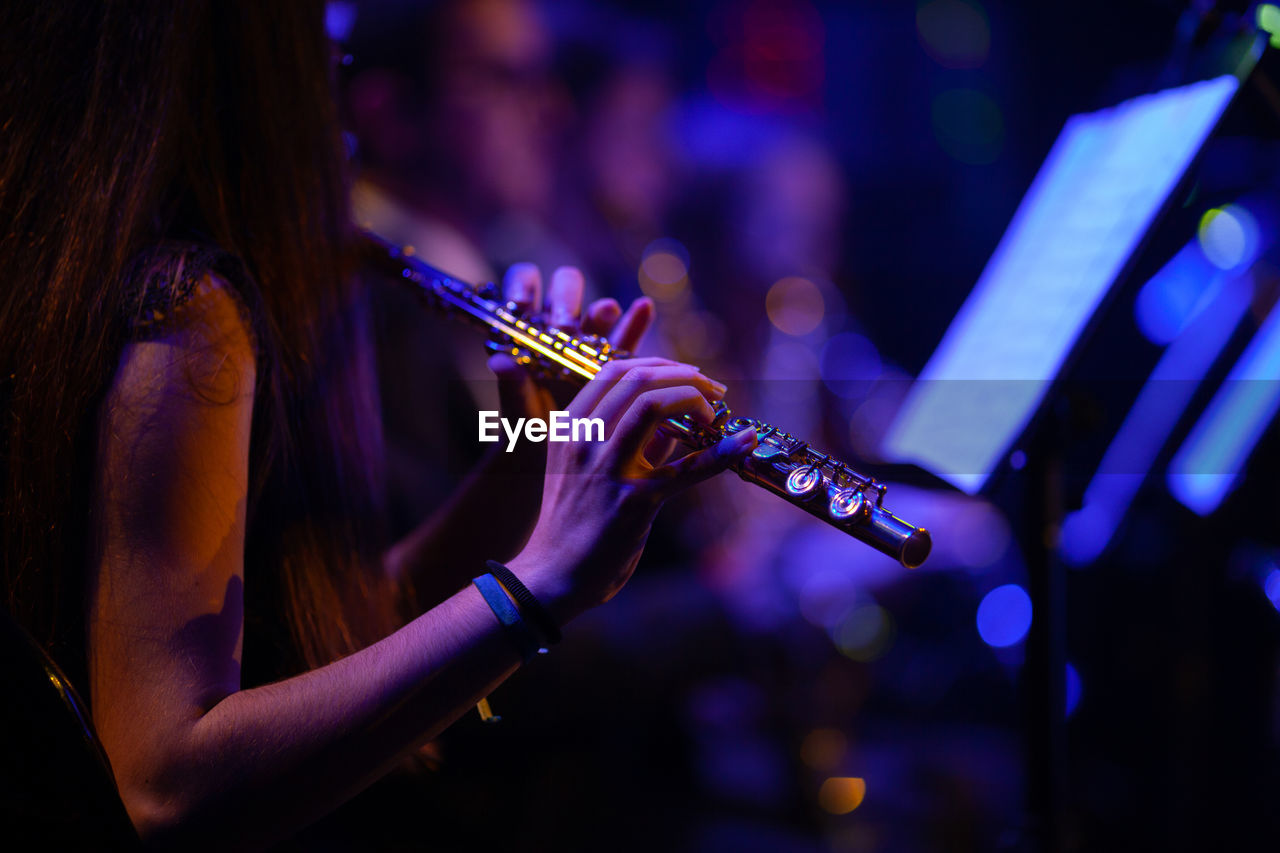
[111,270,257,414]
[100,271,256,554]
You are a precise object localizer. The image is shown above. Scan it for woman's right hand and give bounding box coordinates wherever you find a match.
[507,357,757,626]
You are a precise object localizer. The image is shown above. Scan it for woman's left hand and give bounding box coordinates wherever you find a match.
[487,264,654,424]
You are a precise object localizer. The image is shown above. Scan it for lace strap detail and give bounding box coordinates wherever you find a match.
[122,242,252,339]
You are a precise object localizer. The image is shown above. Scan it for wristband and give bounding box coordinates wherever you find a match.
[472,573,542,664]
[485,560,562,647]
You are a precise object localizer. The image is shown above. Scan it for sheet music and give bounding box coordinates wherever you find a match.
[883,75,1239,493]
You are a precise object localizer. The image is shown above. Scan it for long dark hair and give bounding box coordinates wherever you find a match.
[0,2,394,686]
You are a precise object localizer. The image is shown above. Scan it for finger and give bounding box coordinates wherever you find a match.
[651,429,757,497]
[489,353,535,410]
[589,365,726,430]
[608,386,718,467]
[503,263,542,315]
[582,298,621,336]
[546,266,585,329]
[566,356,683,418]
[610,297,654,353]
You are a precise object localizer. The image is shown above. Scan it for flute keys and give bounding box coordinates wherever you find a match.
[829,489,868,523]
[785,466,823,499]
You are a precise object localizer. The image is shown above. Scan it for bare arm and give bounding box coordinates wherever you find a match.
[88,277,524,849]
[88,274,746,850]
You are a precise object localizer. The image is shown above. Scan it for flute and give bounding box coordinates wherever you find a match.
[360,232,932,568]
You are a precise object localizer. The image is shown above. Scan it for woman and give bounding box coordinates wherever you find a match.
[0,3,754,848]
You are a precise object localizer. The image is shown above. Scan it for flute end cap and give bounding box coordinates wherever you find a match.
[901,528,931,569]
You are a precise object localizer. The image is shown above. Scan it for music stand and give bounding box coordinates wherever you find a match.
[880,40,1261,851]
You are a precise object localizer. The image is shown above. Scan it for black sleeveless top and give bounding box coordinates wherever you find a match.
[123,241,258,339]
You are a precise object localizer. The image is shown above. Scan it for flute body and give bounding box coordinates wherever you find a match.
[360,232,931,568]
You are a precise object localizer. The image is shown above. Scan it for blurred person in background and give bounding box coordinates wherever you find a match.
[552,9,683,305]
[342,0,581,548]
[344,0,569,281]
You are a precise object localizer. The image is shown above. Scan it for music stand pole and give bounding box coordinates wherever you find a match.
[1022,409,1069,852]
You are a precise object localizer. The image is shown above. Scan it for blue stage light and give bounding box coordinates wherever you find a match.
[1264,569,1280,612]
[1134,241,1222,345]
[1198,205,1260,271]
[325,1,357,41]
[1168,294,1280,515]
[1061,273,1251,564]
[976,583,1032,647]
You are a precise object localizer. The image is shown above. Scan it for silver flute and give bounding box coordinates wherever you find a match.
[360,232,932,568]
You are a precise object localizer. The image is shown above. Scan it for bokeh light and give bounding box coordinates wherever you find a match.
[800,728,848,772]
[325,0,357,41]
[1264,568,1280,612]
[976,583,1032,647]
[1258,4,1280,48]
[766,276,825,335]
[833,604,894,662]
[916,0,990,69]
[638,238,691,302]
[1197,205,1260,272]
[931,88,1003,165]
[818,776,866,815]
